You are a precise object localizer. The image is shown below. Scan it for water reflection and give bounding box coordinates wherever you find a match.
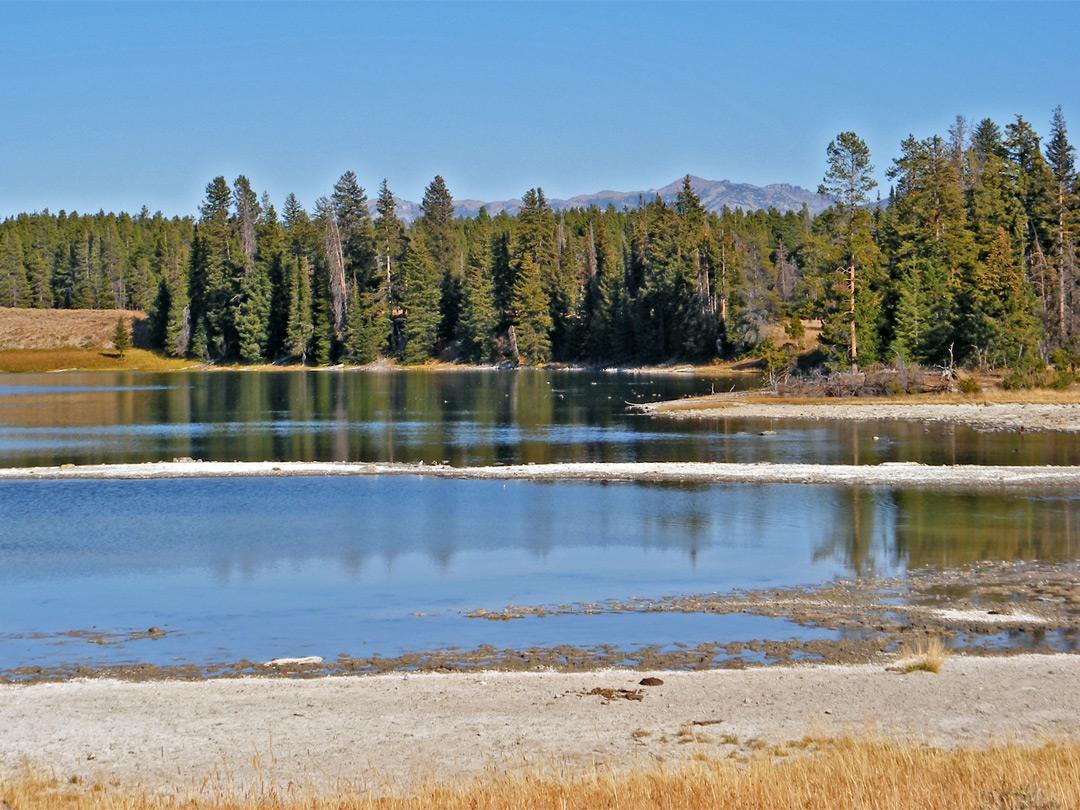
[2,370,1080,467]
[812,487,1080,574]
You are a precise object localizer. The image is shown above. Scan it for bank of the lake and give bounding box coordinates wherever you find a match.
[2,655,1078,795]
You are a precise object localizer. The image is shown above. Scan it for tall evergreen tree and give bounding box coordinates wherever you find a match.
[511,189,559,358]
[1045,106,1078,344]
[401,230,442,364]
[510,251,552,363]
[0,230,29,307]
[1005,115,1055,323]
[961,226,1042,367]
[189,176,235,360]
[883,134,974,364]
[331,172,384,363]
[281,193,315,363]
[456,208,499,362]
[418,175,461,349]
[374,179,406,353]
[232,176,271,363]
[817,132,879,369]
[314,195,348,354]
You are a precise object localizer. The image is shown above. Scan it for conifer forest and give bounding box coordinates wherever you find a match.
[1,110,1077,372]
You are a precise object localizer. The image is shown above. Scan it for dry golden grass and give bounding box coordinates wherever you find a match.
[0,307,148,350]
[2,737,1077,810]
[0,348,197,373]
[0,308,196,372]
[897,637,950,674]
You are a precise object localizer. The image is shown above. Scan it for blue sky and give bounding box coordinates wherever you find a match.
[2,1,1078,218]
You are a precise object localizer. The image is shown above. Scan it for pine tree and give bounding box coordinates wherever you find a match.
[332,172,383,364]
[511,189,559,358]
[1045,106,1078,344]
[315,196,347,354]
[0,229,29,307]
[189,177,235,360]
[419,175,461,349]
[817,132,880,369]
[374,179,406,353]
[1005,116,1056,327]
[232,176,270,363]
[962,226,1042,367]
[401,231,441,364]
[281,193,315,362]
[112,316,131,359]
[510,251,552,363]
[882,134,974,364]
[456,208,498,362]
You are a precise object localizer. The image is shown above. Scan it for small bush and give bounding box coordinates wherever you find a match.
[897,636,949,674]
[1003,369,1042,390]
[1051,345,1080,374]
[958,376,982,394]
[1049,370,1076,390]
[757,337,795,386]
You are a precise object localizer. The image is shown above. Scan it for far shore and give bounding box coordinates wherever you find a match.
[0,345,760,376]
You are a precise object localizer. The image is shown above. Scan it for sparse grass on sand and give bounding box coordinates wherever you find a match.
[0,348,197,373]
[897,637,950,674]
[3,737,1077,810]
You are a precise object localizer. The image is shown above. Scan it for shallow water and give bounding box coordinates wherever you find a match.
[2,370,1080,467]
[1,476,1078,670]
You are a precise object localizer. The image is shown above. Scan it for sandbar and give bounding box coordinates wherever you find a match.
[2,459,1080,488]
[644,398,1080,432]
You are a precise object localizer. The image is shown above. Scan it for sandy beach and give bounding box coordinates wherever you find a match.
[1,655,1077,793]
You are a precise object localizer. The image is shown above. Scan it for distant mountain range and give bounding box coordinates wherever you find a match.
[369,175,832,224]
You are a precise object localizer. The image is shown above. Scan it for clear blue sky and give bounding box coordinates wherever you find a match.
[2,1,1078,218]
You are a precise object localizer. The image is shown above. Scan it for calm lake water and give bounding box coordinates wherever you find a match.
[1,476,1078,670]
[1,370,1079,672]
[2,370,1079,467]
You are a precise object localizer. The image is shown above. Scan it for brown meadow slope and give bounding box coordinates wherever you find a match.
[0,307,148,350]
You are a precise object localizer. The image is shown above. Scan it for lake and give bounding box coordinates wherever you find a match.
[2,369,1079,467]
[1,370,1078,675]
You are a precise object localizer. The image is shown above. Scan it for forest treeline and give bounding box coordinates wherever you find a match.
[0,109,1077,372]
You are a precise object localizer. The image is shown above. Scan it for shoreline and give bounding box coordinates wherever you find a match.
[2,655,1077,792]
[4,459,1080,488]
[0,346,759,376]
[645,397,1080,432]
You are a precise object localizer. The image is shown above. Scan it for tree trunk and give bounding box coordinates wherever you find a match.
[849,258,857,372]
[508,324,520,364]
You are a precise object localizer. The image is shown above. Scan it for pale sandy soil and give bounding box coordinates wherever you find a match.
[646,399,1080,432]
[3,459,1080,488]
[0,656,1076,793]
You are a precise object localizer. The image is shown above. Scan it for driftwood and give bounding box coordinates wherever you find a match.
[768,363,956,398]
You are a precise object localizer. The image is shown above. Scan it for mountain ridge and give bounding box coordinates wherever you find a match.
[370,175,831,223]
